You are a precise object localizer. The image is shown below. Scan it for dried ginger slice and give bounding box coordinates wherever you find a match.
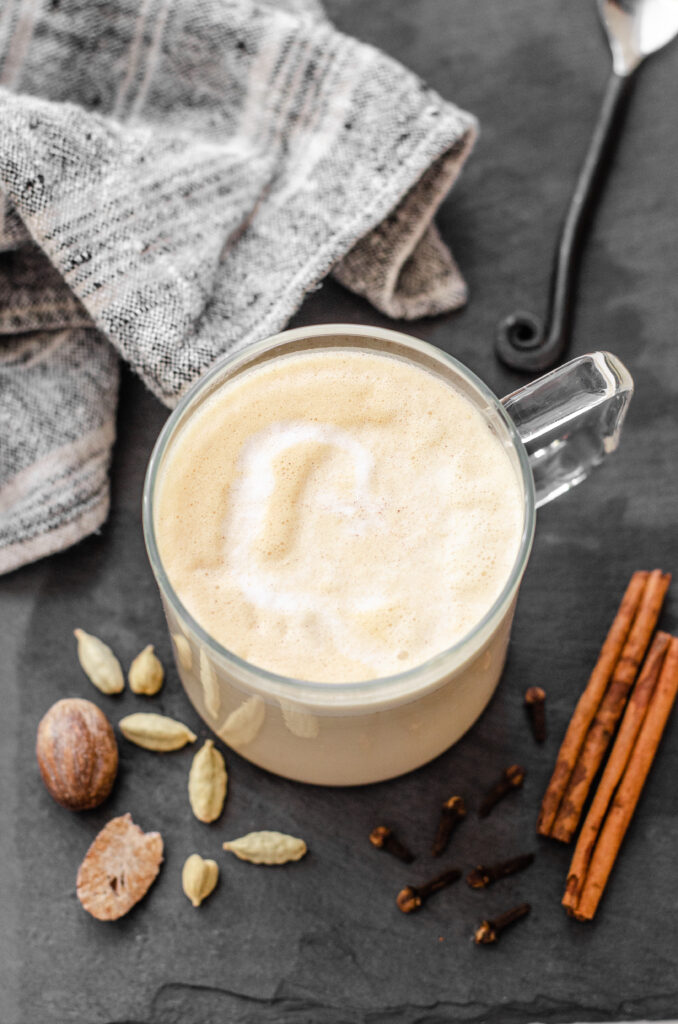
[76,813,163,920]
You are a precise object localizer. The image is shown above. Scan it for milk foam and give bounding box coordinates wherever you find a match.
[154,348,524,682]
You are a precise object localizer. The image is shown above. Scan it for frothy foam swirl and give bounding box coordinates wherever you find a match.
[226,421,403,670]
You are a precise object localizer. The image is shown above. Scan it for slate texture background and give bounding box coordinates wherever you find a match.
[2,0,678,1022]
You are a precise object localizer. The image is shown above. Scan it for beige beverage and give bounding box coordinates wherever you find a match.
[155,348,524,683]
[146,329,631,783]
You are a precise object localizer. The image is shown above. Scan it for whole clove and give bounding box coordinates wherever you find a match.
[431,795,467,857]
[396,867,462,913]
[479,764,526,818]
[524,686,546,743]
[466,852,535,889]
[369,826,415,864]
[474,902,531,944]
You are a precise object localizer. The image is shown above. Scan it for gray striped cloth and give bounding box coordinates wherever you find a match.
[0,0,477,576]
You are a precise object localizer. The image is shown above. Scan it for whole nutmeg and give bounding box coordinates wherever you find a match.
[36,698,118,811]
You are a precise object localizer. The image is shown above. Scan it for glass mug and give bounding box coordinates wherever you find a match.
[143,325,633,785]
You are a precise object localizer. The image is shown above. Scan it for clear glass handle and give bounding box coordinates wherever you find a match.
[501,351,634,508]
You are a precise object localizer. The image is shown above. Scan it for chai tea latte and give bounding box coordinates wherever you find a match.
[154,348,524,682]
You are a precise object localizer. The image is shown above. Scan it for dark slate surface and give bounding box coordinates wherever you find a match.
[2,0,678,1021]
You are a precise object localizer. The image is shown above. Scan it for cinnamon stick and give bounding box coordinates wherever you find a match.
[573,636,678,921]
[537,571,649,836]
[551,569,670,842]
[562,631,671,911]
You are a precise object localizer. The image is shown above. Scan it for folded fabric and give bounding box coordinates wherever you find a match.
[0,0,477,576]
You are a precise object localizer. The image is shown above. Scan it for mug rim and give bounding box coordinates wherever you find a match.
[142,323,536,697]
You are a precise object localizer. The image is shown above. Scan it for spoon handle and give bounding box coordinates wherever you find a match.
[496,70,634,373]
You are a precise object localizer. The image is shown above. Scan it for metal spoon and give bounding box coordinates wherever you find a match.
[495,0,678,373]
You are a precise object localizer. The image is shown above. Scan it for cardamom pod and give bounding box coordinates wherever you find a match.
[188,739,227,823]
[182,853,219,907]
[128,645,164,695]
[119,713,196,751]
[222,831,307,865]
[280,701,319,739]
[172,633,193,671]
[218,695,265,747]
[200,649,220,719]
[74,629,124,695]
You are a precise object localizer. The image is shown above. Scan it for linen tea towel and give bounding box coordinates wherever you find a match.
[0,0,477,575]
